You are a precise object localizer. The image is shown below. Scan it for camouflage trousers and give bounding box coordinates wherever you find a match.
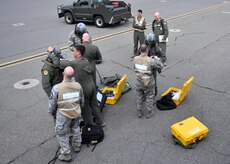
[55,111,82,155]
[136,79,155,113]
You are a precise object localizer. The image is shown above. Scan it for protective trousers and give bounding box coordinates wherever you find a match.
[158,42,167,58]
[81,82,104,125]
[136,79,155,113]
[133,31,145,55]
[55,111,82,155]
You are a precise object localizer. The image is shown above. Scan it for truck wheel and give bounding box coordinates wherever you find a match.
[64,12,74,24]
[95,16,105,28]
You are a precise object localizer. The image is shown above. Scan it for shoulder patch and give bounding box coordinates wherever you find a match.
[43,70,49,75]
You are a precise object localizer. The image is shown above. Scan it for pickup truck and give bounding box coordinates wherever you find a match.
[57,0,132,27]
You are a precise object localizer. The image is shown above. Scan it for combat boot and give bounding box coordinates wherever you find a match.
[146,110,154,119]
[73,146,81,153]
[137,110,143,118]
[58,154,71,162]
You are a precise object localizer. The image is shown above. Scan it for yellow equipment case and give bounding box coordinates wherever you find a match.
[162,76,194,106]
[102,74,127,105]
[171,116,209,148]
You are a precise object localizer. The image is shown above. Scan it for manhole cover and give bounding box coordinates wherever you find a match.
[14,79,39,89]
[169,29,181,32]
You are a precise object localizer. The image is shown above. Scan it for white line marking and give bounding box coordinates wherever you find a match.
[12,23,25,27]
[169,29,181,32]
[222,11,230,14]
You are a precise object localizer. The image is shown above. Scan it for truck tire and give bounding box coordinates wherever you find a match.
[95,16,105,28]
[64,12,74,24]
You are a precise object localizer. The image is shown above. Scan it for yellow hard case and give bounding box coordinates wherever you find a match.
[162,76,194,105]
[102,74,127,105]
[171,116,209,147]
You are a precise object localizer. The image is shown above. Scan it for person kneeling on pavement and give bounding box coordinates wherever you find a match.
[133,44,163,118]
[48,66,84,162]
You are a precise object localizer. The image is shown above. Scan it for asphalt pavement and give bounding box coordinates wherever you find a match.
[0,0,230,164]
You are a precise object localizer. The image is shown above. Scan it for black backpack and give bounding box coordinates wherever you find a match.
[81,125,104,151]
[156,92,177,110]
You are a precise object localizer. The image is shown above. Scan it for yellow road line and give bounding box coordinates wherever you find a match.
[0,2,229,70]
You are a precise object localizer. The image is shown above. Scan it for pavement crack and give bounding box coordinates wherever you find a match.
[171,76,226,94]
[197,32,230,50]
[6,135,56,164]
[111,59,133,71]
[207,143,230,157]
[146,59,226,94]
[193,82,226,94]
[189,32,230,62]
[175,32,205,41]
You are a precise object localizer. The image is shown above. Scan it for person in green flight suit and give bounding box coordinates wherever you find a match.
[152,12,169,65]
[132,9,146,57]
[82,32,102,85]
[41,47,63,97]
[145,32,166,63]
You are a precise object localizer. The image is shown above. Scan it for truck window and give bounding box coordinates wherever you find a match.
[80,0,90,6]
[93,0,105,5]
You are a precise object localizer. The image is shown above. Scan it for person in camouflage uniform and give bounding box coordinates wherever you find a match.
[49,66,84,162]
[133,44,163,118]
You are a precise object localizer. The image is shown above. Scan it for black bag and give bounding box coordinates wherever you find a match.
[156,92,177,110]
[81,125,104,151]
[100,74,132,97]
[101,74,121,87]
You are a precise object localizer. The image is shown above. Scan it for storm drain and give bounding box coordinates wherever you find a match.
[14,79,39,89]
